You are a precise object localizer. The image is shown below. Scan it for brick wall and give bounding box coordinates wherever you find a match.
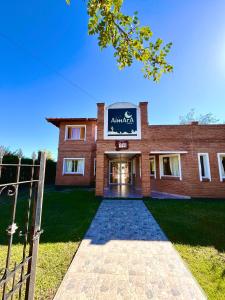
[148,125,225,198]
[53,102,225,198]
[55,121,96,186]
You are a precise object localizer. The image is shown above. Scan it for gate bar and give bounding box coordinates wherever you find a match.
[25,151,46,300]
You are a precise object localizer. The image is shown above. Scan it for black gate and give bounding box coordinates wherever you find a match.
[0,150,46,300]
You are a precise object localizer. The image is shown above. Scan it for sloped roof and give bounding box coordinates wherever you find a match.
[46,117,97,128]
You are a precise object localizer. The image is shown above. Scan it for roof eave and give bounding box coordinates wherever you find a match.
[46,118,97,128]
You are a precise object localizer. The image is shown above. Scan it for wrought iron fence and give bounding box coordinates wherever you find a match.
[0,149,46,300]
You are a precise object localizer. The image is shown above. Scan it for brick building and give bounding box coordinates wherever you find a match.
[47,102,225,198]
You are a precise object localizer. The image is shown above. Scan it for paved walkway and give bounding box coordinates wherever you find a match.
[54,200,206,300]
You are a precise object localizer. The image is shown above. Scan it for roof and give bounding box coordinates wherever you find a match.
[46,117,97,128]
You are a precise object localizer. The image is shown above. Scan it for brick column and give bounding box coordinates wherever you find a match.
[96,103,105,140]
[139,101,149,139]
[141,152,151,197]
[95,152,105,197]
[95,103,105,197]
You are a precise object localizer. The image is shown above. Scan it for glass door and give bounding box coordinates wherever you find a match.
[109,161,120,184]
[109,161,132,185]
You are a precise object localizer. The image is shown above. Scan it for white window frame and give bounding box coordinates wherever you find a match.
[139,156,142,178]
[95,126,97,142]
[197,153,211,182]
[94,158,96,176]
[149,156,156,179]
[159,154,182,180]
[63,158,85,175]
[65,125,86,141]
[217,153,225,182]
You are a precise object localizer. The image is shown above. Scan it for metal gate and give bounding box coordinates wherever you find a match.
[0,150,46,300]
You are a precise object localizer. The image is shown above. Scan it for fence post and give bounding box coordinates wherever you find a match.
[25,151,46,300]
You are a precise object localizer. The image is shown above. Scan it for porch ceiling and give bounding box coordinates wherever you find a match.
[105,151,141,160]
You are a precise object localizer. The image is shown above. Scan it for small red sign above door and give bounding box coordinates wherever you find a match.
[115,140,129,151]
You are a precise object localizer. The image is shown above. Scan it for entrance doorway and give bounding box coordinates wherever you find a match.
[109,161,132,185]
[104,153,142,198]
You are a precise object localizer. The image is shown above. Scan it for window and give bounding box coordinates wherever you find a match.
[160,154,181,179]
[217,153,225,182]
[150,156,156,178]
[95,126,97,142]
[94,158,96,176]
[198,153,211,181]
[65,125,86,140]
[63,158,85,175]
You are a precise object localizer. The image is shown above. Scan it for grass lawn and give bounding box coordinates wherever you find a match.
[0,188,101,300]
[145,199,225,300]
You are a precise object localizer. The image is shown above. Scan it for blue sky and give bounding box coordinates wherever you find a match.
[0,0,225,159]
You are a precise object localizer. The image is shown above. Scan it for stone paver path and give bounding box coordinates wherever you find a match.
[54,200,206,300]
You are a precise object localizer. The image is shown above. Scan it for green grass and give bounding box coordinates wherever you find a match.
[144,199,225,300]
[0,188,101,300]
[2,191,225,300]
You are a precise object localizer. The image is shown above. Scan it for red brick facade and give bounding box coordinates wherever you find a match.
[47,102,225,198]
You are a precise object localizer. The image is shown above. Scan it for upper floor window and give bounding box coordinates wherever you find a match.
[217,153,225,182]
[160,154,181,180]
[198,153,211,181]
[65,125,86,141]
[150,156,156,178]
[95,126,97,142]
[63,158,85,175]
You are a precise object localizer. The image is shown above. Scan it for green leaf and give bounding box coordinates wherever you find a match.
[86,0,173,81]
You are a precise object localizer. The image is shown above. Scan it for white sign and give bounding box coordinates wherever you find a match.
[104,102,141,140]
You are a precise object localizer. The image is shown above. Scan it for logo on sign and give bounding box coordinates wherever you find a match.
[111,111,134,125]
[108,108,137,136]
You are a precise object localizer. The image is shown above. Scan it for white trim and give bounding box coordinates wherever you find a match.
[217,153,225,182]
[149,155,156,179]
[94,125,97,142]
[63,158,85,175]
[104,151,141,154]
[107,102,137,109]
[64,125,86,141]
[150,151,188,154]
[139,156,142,178]
[197,153,211,182]
[104,102,141,140]
[159,154,182,180]
[179,154,182,180]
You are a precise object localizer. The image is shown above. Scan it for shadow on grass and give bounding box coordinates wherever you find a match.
[144,198,225,252]
[1,190,225,253]
[0,188,101,245]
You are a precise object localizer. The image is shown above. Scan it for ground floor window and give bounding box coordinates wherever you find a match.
[159,154,181,179]
[217,153,225,181]
[63,158,85,175]
[198,153,211,181]
[149,156,156,178]
[94,158,96,176]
